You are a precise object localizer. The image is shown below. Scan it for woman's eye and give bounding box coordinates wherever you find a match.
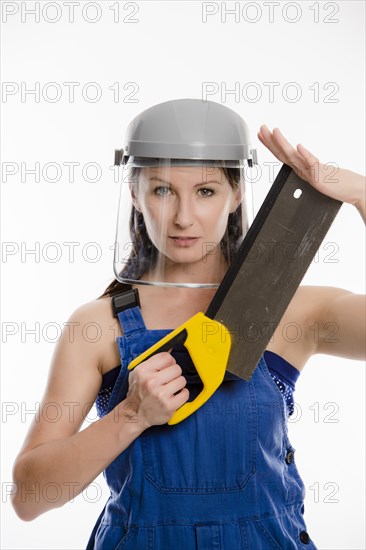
[154,186,171,196]
[198,188,214,197]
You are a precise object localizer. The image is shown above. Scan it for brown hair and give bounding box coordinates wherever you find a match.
[100,166,245,298]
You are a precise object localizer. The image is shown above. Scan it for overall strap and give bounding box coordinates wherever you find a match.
[111,286,147,336]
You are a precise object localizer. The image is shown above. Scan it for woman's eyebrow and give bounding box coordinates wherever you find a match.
[148,176,223,186]
[148,176,171,184]
[195,180,223,186]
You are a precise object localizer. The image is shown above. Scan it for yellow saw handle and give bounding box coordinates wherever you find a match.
[128,312,231,425]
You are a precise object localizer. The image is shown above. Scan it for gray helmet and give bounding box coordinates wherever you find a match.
[115,98,257,167]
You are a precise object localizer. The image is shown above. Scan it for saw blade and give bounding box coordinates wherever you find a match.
[206,164,342,381]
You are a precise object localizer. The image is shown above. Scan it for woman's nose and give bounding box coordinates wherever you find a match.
[173,196,194,228]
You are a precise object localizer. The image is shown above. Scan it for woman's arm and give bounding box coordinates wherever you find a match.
[12,299,188,521]
[299,286,366,360]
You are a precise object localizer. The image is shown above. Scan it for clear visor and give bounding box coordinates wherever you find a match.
[113,157,254,288]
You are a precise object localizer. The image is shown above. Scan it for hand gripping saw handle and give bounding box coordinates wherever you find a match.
[128,313,231,425]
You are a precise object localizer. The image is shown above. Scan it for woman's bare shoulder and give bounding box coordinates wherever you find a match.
[69,295,113,320]
[65,296,123,375]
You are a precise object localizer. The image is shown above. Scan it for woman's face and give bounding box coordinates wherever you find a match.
[132,165,241,269]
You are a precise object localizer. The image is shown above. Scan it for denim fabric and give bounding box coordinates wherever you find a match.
[87,307,316,550]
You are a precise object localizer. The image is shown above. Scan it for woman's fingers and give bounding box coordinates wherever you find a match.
[153,363,184,386]
[141,352,176,372]
[296,143,320,168]
[137,355,187,398]
[259,125,312,178]
[272,128,310,172]
[258,125,277,153]
[258,125,290,163]
[169,386,190,410]
[272,128,296,158]
[164,374,188,397]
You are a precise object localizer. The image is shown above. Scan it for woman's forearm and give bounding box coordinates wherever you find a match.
[12,400,145,521]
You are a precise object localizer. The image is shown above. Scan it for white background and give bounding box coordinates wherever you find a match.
[1,1,365,549]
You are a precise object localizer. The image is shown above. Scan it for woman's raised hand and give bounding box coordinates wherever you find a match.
[258,125,365,214]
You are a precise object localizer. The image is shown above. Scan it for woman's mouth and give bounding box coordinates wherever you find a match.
[169,236,200,247]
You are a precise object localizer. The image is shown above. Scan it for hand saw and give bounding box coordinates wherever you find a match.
[128,164,342,425]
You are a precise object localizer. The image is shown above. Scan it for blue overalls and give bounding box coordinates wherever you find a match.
[87,305,316,549]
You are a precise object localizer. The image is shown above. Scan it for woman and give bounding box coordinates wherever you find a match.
[12,99,365,549]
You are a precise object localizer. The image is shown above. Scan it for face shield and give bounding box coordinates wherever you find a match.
[113,156,254,288]
[112,98,257,288]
